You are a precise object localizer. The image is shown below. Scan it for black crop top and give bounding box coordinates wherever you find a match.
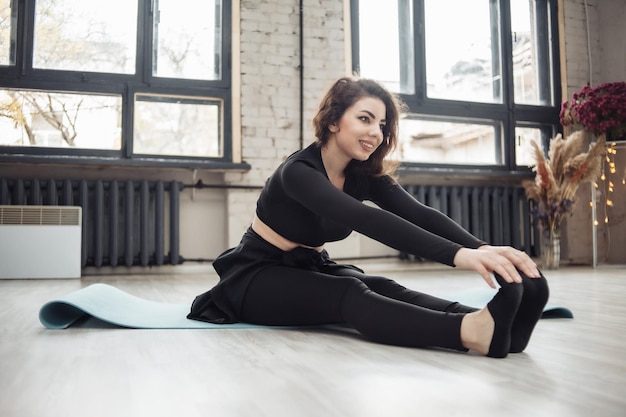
[255,143,486,266]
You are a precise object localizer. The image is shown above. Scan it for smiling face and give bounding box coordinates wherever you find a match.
[328,96,387,162]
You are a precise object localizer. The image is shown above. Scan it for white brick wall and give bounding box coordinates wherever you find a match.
[560,0,625,94]
[561,0,602,96]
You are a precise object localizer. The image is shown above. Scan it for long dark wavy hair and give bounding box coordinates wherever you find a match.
[313,76,405,177]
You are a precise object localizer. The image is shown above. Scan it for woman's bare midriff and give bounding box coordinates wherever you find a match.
[252,214,324,252]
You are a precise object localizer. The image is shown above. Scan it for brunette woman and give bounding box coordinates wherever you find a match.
[188,76,549,358]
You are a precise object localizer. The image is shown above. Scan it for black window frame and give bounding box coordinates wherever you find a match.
[0,0,243,170]
[350,0,562,176]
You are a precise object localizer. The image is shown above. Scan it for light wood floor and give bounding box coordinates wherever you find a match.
[1,260,625,417]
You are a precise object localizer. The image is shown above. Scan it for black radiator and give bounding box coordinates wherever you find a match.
[0,179,183,268]
[403,184,536,256]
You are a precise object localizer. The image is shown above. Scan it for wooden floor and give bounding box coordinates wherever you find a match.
[1,260,625,417]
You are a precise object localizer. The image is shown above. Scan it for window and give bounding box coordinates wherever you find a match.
[0,0,233,167]
[514,125,553,166]
[424,0,502,104]
[352,0,561,172]
[398,118,500,165]
[0,89,121,149]
[134,94,222,157]
[33,0,138,74]
[152,0,222,81]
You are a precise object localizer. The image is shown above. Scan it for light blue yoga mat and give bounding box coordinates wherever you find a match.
[39,283,573,330]
[39,283,267,330]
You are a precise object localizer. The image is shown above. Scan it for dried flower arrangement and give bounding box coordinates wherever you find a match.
[560,81,626,139]
[522,131,606,234]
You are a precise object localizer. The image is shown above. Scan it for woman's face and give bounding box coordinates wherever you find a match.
[329,96,386,162]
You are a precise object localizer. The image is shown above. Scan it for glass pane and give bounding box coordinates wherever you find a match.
[357,0,414,93]
[0,0,16,65]
[515,126,546,166]
[153,0,222,80]
[511,0,552,105]
[0,89,121,149]
[134,95,221,157]
[424,0,502,103]
[398,118,498,164]
[33,0,138,73]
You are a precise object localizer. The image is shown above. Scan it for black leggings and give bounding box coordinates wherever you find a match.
[240,266,478,351]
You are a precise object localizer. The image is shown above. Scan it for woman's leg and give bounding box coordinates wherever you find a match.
[329,267,478,314]
[336,266,546,354]
[240,265,468,351]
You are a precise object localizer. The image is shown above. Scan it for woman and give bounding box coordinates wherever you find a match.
[188,76,549,358]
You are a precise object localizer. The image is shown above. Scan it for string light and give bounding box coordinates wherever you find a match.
[606,142,621,225]
[591,141,622,228]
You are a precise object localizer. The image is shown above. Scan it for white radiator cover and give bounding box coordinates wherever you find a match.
[0,206,82,279]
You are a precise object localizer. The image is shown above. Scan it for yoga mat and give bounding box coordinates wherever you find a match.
[39,283,268,330]
[39,283,573,330]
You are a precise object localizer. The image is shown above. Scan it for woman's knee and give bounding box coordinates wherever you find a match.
[332,267,404,291]
[360,275,407,294]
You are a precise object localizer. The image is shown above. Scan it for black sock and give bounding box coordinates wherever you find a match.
[509,272,549,353]
[487,275,523,358]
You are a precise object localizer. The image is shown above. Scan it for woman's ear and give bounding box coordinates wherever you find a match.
[329,124,339,133]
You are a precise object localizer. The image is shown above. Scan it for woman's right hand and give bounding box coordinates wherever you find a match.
[453,247,524,289]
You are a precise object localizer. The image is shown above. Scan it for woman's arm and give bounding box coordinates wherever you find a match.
[282,162,539,286]
[369,178,540,286]
[281,161,463,266]
[369,178,486,248]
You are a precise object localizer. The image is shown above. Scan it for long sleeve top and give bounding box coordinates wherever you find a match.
[256,143,486,266]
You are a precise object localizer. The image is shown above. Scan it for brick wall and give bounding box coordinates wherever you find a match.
[561,0,626,90]
[561,0,601,93]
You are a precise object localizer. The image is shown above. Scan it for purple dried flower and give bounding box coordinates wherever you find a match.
[561,82,626,138]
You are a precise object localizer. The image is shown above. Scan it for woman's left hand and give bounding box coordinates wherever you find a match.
[477,245,541,280]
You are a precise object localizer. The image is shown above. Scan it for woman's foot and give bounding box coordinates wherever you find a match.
[509,272,549,353]
[461,277,523,358]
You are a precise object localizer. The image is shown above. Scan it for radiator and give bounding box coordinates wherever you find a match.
[403,184,536,257]
[0,205,82,279]
[0,179,183,268]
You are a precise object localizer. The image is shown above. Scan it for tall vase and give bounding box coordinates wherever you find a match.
[541,228,561,270]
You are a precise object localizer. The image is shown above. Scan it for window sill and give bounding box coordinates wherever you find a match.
[0,153,251,172]
[397,164,533,186]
